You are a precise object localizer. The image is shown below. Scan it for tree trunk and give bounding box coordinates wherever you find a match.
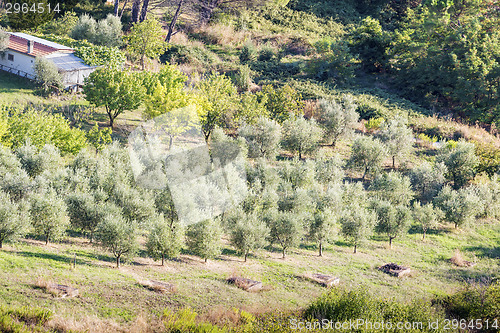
[204,257,208,263]
[119,0,129,17]
[162,253,165,266]
[114,0,119,16]
[455,222,458,228]
[362,167,368,181]
[318,241,323,257]
[392,155,395,169]
[299,149,302,160]
[422,229,426,240]
[244,252,248,262]
[116,255,121,268]
[45,234,49,245]
[166,0,184,43]
[139,0,150,22]
[0,240,3,249]
[282,247,286,258]
[353,244,357,253]
[389,236,393,249]
[141,54,146,71]
[108,113,114,129]
[131,0,140,23]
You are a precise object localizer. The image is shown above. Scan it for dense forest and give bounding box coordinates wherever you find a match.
[0,0,499,332]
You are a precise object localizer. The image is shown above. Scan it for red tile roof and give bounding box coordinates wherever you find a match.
[7,34,73,57]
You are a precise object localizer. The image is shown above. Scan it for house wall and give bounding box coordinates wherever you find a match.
[0,50,36,79]
[61,68,95,87]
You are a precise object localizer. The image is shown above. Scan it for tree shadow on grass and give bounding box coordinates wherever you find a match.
[464,246,500,260]
[16,250,94,267]
[444,267,499,284]
[407,224,449,236]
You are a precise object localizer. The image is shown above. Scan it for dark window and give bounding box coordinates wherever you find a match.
[7,54,14,61]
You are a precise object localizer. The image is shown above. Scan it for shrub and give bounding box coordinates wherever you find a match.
[410,162,447,202]
[261,84,304,123]
[434,185,483,228]
[74,45,126,69]
[258,46,275,61]
[239,42,257,63]
[307,39,358,82]
[365,117,384,132]
[71,14,122,47]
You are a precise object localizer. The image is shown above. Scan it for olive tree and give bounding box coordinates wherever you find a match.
[266,210,303,258]
[0,29,8,52]
[29,190,69,245]
[316,95,359,147]
[373,199,412,248]
[410,161,447,201]
[281,117,323,159]
[376,116,413,169]
[339,207,376,253]
[146,213,183,265]
[437,140,479,189]
[239,117,281,159]
[434,185,482,228]
[34,58,63,93]
[96,213,138,268]
[412,201,440,240]
[186,219,222,262]
[0,191,29,249]
[348,136,387,180]
[308,209,337,256]
[230,212,269,262]
[369,171,414,206]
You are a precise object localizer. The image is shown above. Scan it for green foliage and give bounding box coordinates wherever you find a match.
[186,219,222,262]
[126,17,167,70]
[86,123,112,152]
[239,117,281,159]
[4,0,54,30]
[146,213,183,264]
[314,155,344,185]
[376,116,414,168]
[265,210,303,258]
[365,117,385,132]
[412,201,440,240]
[93,14,123,47]
[281,117,323,159]
[308,209,337,256]
[29,190,69,244]
[0,305,52,332]
[74,45,126,69]
[230,211,269,261]
[349,16,390,72]
[304,288,444,332]
[372,199,412,248]
[410,161,447,201]
[84,67,145,128]
[348,136,387,180]
[163,308,227,333]
[369,171,414,206]
[315,95,359,146]
[434,185,482,228]
[339,205,375,253]
[196,72,238,140]
[37,11,79,35]
[236,92,269,125]
[0,190,28,248]
[4,105,87,155]
[261,84,304,123]
[34,57,63,93]
[0,29,8,52]
[231,64,253,92]
[96,212,138,268]
[437,140,479,189]
[239,43,257,63]
[307,39,358,82]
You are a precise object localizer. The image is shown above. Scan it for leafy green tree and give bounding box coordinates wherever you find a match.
[339,206,376,253]
[37,11,78,36]
[96,213,138,268]
[349,16,390,71]
[307,39,359,82]
[369,171,414,206]
[86,124,112,153]
[410,161,447,201]
[186,219,222,262]
[84,68,145,128]
[282,117,323,159]
[265,210,303,258]
[34,58,63,93]
[143,65,190,119]
[146,213,183,265]
[278,158,316,190]
[412,201,440,240]
[196,72,238,141]
[230,212,269,262]
[373,200,412,248]
[126,17,167,70]
[0,170,32,202]
[0,191,28,249]
[316,95,359,147]
[29,190,69,245]
[239,117,281,159]
[314,155,344,185]
[261,84,304,123]
[376,116,413,169]
[437,140,479,189]
[71,14,96,42]
[0,29,9,52]
[434,185,482,228]
[348,136,387,180]
[308,209,336,257]
[93,14,123,47]
[6,0,54,30]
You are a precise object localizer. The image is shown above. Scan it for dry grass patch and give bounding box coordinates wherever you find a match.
[34,277,79,298]
[450,249,476,267]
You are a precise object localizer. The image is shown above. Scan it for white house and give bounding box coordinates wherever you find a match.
[0,32,96,88]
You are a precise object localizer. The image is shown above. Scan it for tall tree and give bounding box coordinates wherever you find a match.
[126,18,167,70]
[84,68,145,128]
[230,212,269,261]
[265,210,302,258]
[372,200,412,248]
[412,201,440,240]
[186,219,222,262]
[146,213,183,265]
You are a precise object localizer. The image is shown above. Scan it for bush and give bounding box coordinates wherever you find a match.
[306,39,358,82]
[239,42,257,63]
[74,45,126,69]
[71,14,122,47]
[315,95,359,147]
[258,46,275,61]
[261,84,304,123]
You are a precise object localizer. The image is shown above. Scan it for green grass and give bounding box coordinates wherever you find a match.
[0,219,498,329]
[0,71,43,105]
